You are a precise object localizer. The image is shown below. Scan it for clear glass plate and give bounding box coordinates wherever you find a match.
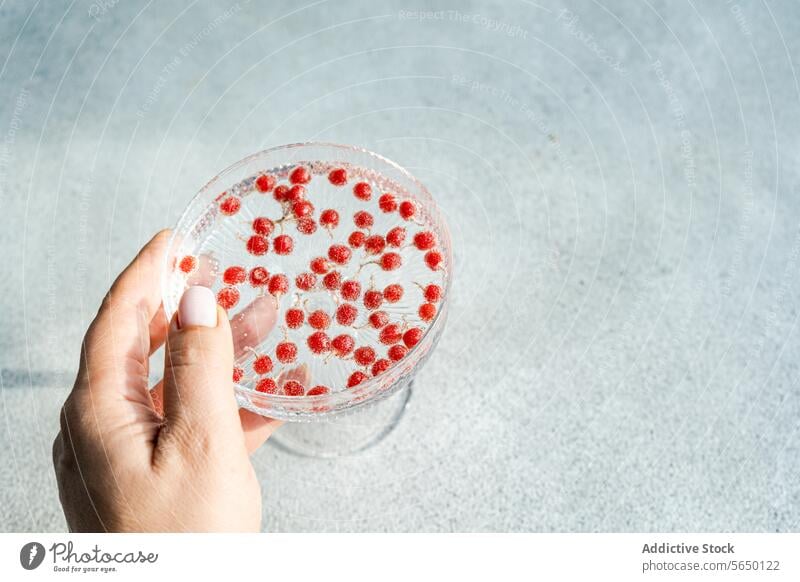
[162,143,452,423]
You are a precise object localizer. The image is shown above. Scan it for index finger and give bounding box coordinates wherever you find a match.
[75,229,172,401]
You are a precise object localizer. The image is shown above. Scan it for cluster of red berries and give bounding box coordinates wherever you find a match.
[177,162,446,397]
[233,347,332,397]
[343,317,430,387]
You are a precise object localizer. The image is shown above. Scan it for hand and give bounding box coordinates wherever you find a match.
[52,230,286,532]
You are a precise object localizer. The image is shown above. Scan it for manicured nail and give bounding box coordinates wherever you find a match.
[178,286,217,328]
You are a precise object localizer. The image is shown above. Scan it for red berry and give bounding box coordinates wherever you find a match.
[328,168,347,185]
[295,272,317,291]
[403,327,423,348]
[310,257,330,274]
[386,226,406,247]
[353,181,372,200]
[424,284,442,302]
[380,252,402,271]
[246,235,269,256]
[354,210,374,229]
[354,346,376,366]
[379,323,403,345]
[320,208,340,228]
[399,200,416,220]
[217,286,240,310]
[328,244,351,265]
[253,354,274,375]
[308,309,331,330]
[289,165,311,185]
[255,173,276,193]
[335,303,358,326]
[364,290,383,310]
[276,341,297,363]
[268,273,289,296]
[249,267,270,286]
[322,271,341,290]
[285,308,305,329]
[273,234,294,255]
[296,217,317,235]
[424,250,443,270]
[419,302,436,321]
[219,196,241,216]
[307,331,331,354]
[255,377,278,393]
[368,311,389,329]
[371,359,391,376]
[293,199,314,218]
[364,235,386,255]
[388,344,408,361]
[307,385,330,396]
[341,280,362,301]
[383,284,403,303]
[348,231,366,248]
[178,255,197,274]
[273,184,289,202]
[413,231,436,250]
[283,380,305,396]
[223,265,246,285]
[331,334,355,356]
[378,193,398,212]
[253,216,275,236]
[232,367,244,383]
[287,184,305,202]
[347,371,367,388]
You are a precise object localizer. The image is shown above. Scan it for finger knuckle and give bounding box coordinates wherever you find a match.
[157,421,223,465]
[167,335,226,371]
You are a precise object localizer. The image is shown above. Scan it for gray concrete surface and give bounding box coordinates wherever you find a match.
[2,0,800,531]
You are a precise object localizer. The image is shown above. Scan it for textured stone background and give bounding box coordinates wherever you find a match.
[1,0,799,531]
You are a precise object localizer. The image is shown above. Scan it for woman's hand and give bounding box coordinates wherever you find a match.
[52,230,286,532]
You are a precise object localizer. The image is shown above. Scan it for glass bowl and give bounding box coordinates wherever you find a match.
[162,142,452,422]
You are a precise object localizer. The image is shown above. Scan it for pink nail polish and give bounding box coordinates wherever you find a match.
[178,286,217,328]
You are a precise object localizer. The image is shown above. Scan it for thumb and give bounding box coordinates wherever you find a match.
[161,286,240,446]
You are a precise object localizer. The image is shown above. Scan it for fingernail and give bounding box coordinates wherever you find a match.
[178,286,217,328]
